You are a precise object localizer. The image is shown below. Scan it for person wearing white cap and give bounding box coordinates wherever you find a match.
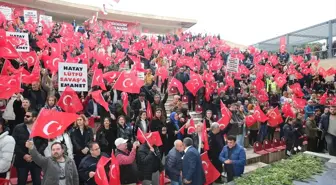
[115,138,139,185]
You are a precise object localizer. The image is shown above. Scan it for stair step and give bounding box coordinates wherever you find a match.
[243,162,268,174]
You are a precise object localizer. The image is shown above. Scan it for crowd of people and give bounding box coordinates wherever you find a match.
[0,7,336,185]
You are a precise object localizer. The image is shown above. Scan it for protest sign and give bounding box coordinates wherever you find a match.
[226,57,239,73]
[24,10,38,23]
[0,6,12,20]
[39,14,52,24]
[6,32,30,52]
[58,63,88,92]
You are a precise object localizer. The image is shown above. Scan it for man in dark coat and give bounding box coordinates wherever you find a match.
[182,137,206,185]
[12,110,48,185]
[136,142,163,185]
[208,122,231,183]
[131,92,147,121]
[78,142,109,185]
[319,105,336,156]
[165,140,183,185]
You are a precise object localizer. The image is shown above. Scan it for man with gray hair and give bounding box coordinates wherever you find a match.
[165,140,184,185]
[208,122,230,183]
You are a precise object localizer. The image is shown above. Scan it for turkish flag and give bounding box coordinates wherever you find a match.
[292,97,307,110]
[208,58,223,71]
[267,107,283,127]
[253,105,269,122]
[113,71,143,94]
[218,100,232,130]
[168,77,184,95]
[121,92,128,115]
[319,91,328,105]
[202,120,209,151]
[245,115,257,127]
[185,71,204,96]
[256,88,269,103]
[20,51,38,68]
[202,70,215,83]
[91,90,109,112]
[43,56,62,75]
[280,36,286,53]
[201,152,220,185]
[95,156,110,185]
[103,71,120,84]
[0,74,21,100]
[30,108,79,139]
[290,83,304,98]
[282,102,295,118]
[16,67,39,85]
[0,178,9,185]
[252,77,265,90]
[180,119,196,135]
[137,129,163,146]
[57,86,83,113]
[109,152,121,185]
[146,101,153,121]
[92,68,107,90]
[159,171,165,185]
[274,73,287,88]
[156,67,169,82]
[1,59,15,75]
[225,75,234,87]
[0,40,20,59]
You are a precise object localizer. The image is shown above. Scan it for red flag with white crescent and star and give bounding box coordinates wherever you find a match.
[91,90,110,112]
[201,152,220,185]
[137,129,163,146]
[29,108,79,139]
[146,101,153,121]
[280,36,286,53]
[185,70,204,96]
[121,92,128,115]
[57,86,83,113]
[109,151,121,185]
[95,156,110,185]
[92,68,107,90]
[0,74,21,100]
[267,107,283,127]
[113,71,143,94]
[168,77,184,95]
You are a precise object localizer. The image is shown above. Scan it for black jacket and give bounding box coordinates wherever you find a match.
[117,124,134,143]
[78,153,109,185]
[12,123,48,167]
[131,99,146,120]
[22,88,47,111]
[96,126,117,153]
[136,144,162,181]
[165,148,183,181]
[283,123,296,144]
[70,127,94,155]
[115,149,138,184]
[12,100,26,128]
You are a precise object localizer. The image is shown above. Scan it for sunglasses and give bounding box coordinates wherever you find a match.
[25,115,32,118]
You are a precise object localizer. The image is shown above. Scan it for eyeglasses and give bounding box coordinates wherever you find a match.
[91,148,100,151]
[25,115,31,118]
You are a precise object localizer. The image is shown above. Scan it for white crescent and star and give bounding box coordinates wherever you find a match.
[63,95,72,106]
[43,121,61,136]
[122,78,132,88]
[110,164,116,179]
[4,47,13,55]
[202,161,209,174]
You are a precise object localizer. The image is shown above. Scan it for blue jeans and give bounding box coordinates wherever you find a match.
[236,134,244,147]
[170,178,182,185]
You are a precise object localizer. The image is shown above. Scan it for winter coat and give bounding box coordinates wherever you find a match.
[0,131,15,173]
[29,147,79,185]
[117,124,134,143]
[136,144,162,181]
[165,147,183,181]
[12,123,48,167]
[219,144,246,177]
[70,127,94,156]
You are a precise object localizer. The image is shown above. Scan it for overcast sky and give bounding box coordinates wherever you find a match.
[67,0,336,45]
